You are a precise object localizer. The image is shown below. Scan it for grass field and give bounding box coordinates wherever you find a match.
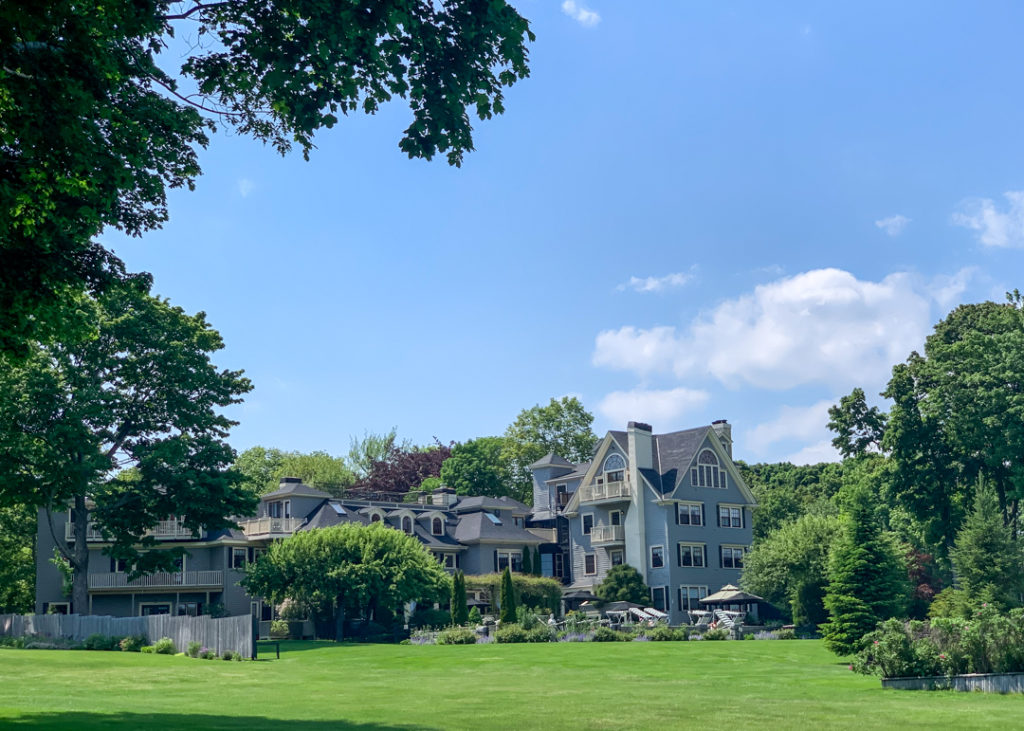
[0,640,1020,730]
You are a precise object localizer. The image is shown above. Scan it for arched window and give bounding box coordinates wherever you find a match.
[691,450,724,488]
[604,453,626,483]
[432,517,443,536]
[402,516,413,534]
[370,513,381,523]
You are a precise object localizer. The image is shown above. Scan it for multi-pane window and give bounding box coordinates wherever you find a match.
[268,501,282,518]
[604,454,626,483]
[650,545,665,568]
[721,546,745,569]
[402,516,413,534]
[553,553,565,578]
[679,585,708,612]
[610,550,624,566]
[651,586,667,612]
[718,506,743,528]
[109,557,129,573]
[691,450,725,488]
[677,503,703,526]
[678,543,706,567]
[231,547,247,569]
[610,510,622,526]
[556,484,569,507]
[432,517,444,535]
[584,554,597,575]
[582,514,594,535]
[497,551,523,573]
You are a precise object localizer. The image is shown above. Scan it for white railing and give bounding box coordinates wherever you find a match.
[579,480,632,503]
[590,524,625,543]
[238,516,303,538]
[88,570,223,590]
[66,519,196,543]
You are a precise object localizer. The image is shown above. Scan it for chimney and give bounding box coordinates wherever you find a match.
[431,485,456,508]
[711,419,732,458]
[279,476,302,487]
[627,421,653,470]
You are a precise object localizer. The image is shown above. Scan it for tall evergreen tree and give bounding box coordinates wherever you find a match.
[450,571,469,627]
[521,547,532,575]
[951,478,1024,609]
[499,567,517,624]
[533,547,543,576]
[822,484,909,656]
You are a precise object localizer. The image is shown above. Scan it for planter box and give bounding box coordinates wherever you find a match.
[882,672,1024,694]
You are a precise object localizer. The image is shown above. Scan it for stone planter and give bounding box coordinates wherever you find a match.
[882,672,1024,694]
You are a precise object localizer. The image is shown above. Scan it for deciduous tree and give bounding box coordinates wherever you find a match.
[0,278,255,613]
[440,437,511,498]
[350,441,452,500]
[234,446,353,497]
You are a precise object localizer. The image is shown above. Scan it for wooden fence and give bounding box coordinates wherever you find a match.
[0,613,253,659]
[882,672,1024,693]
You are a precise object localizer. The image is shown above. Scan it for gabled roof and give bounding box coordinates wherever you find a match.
[529,452,575,470]
[651,426,711,493]
[453,512,543,545]
[545,461,590,483]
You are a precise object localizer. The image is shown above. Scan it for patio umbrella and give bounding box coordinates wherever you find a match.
[699,584,764,606]
[601,600,644,613]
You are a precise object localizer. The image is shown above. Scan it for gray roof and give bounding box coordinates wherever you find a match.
[453,511,543,544]
[261,481,332,500]
[650,426,711,493]
[529,452,575,469]
[608,431,628,452]
[453,495,531,514]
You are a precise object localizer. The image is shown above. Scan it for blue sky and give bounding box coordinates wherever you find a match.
[106,1,1024,465]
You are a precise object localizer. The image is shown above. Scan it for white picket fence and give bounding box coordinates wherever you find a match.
[0,613,253,658]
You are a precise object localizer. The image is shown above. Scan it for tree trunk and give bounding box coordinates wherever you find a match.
[71,495,90,615]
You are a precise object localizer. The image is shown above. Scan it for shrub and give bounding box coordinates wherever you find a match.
[409,607,451,630]
[186,641,202,658]
[592,627,628,642]
[775,629,797,640]
[119,635,147,652]
[703,628,729,641]
[436,628,477,645]
[467,607,482,625]
[516,605,541,630]
[269,620,289,638]
[409,630,436,645]
[557,631,593,642]
[0,636,27,649]
[140,645,155,653]
[152,637,176,655]
[198,646,216,659]
[526,626,553,643]
[743,633,755,640]
[84,634,121,651]
[221,650,236,660]
[640,626,686,642]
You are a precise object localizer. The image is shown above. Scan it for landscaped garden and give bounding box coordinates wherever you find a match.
[1,640,1021,730]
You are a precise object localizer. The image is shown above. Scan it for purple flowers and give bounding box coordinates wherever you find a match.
[558,632,594,642]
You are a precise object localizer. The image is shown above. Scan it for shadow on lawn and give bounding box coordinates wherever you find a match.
[3,712,440,731]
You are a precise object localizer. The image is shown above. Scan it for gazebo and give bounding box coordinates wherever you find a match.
[699,584,765,622]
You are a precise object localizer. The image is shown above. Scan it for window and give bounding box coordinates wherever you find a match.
[651,586,667,611]
[513,516,524,528]
[177,602,200,617]
[497,550,523,572]
[431,517,444,535]
[610,550,624,566]
[603,454,626,483]
[582,514,594,535]
[231,547,247,569]
[721,546,745,569]
[678,543,706,568]
[283,500,291,518]
[650,545,665,568]
[109,557,129,573]
[556,484,569,507]
[719,505,743,528]
[679,585,708,612]
[370,513,381,523]
[553,553,565,578]
[268,501,282,518]
[691,450,725,488]
[437,553,455,569]
[46,602,70,615]
[677,503,703,526]
[610,510,622,526]
[402,516,413,534]
[140,603,171,616]
[584,554,597,575]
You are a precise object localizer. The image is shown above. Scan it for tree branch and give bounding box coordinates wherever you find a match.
[160,2,232,22]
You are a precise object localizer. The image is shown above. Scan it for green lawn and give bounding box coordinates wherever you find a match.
[0,640,1019,730]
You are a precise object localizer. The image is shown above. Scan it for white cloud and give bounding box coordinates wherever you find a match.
[927,267,977,311]
[782,440,840,465]
[561,0,600,27]
[617,270,695,293]
[237,178,255,198]
[598,387,710,428]
[746,400,835,453]
[875,214,910,237]
[593,268,938,390]
[953,191,1024,248]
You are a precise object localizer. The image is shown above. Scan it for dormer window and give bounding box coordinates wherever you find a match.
[370,513,381,523]
[692,450,725,488]
[603,454,626,483]
[432,517,444,535]
[402,516,413,534]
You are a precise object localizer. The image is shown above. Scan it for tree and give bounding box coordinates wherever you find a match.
[499,566,517,623]
[347,429,401,480]
[349,441,452,501]
[738,460,843,541]
[450,570,469,627]
[742,513,840,627]
[439,437,511,497]
[595,565,649,605]
[234,446,353,497]
[0,504,35,613]
[244,523,450,641]
[827,388,887,459]
[951,478,1024,609]
[0,278,256,613]
[1,1,535,356]
[822,485,909,656]
[502,397,598,504]
[533,547,542,576]
[521,546,532,575]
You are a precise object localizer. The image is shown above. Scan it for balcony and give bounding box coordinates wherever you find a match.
[578,480,632,504]
[88,570,224,592]
[238,516,303,539]
[65,519,196,543]
[590,524,625,545]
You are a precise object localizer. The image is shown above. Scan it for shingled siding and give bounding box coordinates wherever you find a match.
[0,613,253,658]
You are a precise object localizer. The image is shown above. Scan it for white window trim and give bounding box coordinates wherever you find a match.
[231,547,247,569]
[603,453,626,473]
[718,503,745,529]
[691,449,726,489]
[582,513,594,536]
[678,542,707,568]
[430,516,445,536]
[610,549,624,566]
[721,544,747,569]
[609,510,622,526]
[584,553,597,575]
[679,585,709,612]
[650,544,665,569]
[138,602,173,616]
[677,501,703,526]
